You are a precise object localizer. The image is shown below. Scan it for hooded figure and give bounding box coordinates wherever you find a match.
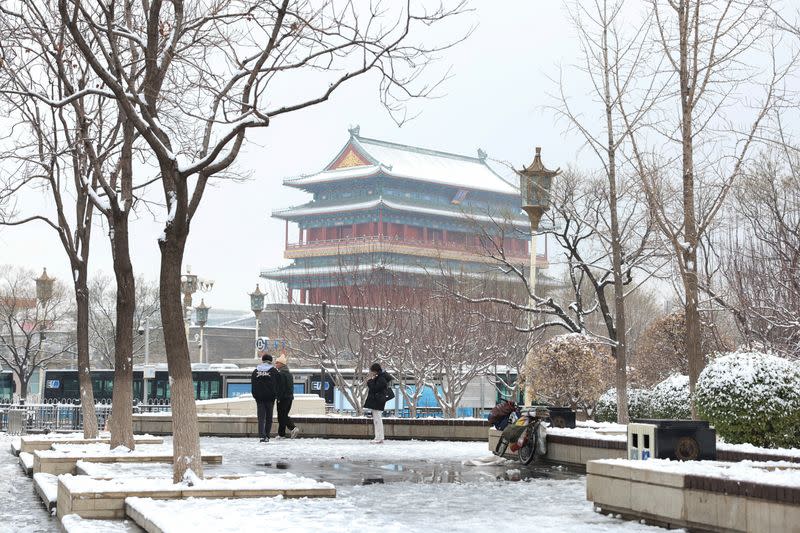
[251,353,280,442]
[364,363,394,443]
[274,354,299,438]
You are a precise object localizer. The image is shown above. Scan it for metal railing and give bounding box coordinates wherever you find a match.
[0,402,173,434]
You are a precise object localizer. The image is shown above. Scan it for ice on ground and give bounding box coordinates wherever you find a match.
[0,433,59,532]
[126,480,674,533]
[199,436,489,463]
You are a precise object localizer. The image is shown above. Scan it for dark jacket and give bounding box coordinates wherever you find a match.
[277,365,294,401]
[364,371,393,411]
[251,363,280,402]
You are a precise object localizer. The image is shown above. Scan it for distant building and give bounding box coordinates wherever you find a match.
[262,129,549,305]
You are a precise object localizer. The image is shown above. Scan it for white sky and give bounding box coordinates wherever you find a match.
[0,1,792,310]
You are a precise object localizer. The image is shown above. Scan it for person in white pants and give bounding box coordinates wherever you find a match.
[363,362,393,444]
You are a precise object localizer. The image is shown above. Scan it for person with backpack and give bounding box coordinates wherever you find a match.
[251,353,280,442]
[274,354,299,439]
[364,362,394,444]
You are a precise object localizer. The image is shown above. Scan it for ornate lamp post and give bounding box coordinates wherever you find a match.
[35,268,54,303]
[33,268,55,404]
[249,284,265,359]
[181,266,213,362]
[195,299,210,364]
[517,147,559,404]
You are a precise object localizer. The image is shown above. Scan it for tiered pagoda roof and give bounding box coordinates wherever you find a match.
[262,130,548,305]
[284,129,518,195]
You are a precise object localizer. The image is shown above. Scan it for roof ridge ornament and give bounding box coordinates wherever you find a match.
[477,148,487,161]
[348,125,360,137]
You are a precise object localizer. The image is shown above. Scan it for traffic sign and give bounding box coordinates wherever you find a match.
[255,337,270,351]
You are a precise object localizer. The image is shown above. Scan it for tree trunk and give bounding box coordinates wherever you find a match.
[601,7,629,425]
[677,0,703,420]
[160,234,203,482]
[19,376,28,402]
[109,214,136,449]
[684,250,702,418]
[75,278,98,438]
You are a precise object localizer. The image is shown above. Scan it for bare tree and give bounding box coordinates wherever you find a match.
[89,274,161,368]
[525,333,614,418]
[0,266,74,402]
[0,1,159,445]
[632,310,731,386]
[0,14,102,435]
[56,0,469,480]
[622,0,786,417]
[417,291,501,418]
[283,257,404,416]
[549,0,666,423]
[708,151,800,358]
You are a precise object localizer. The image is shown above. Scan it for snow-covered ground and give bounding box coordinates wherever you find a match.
[1,432,678,532]
[0,433,59,532]
[124,480,670,533]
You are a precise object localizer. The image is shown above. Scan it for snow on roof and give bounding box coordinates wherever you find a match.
[285,134,518,195]
[261,262,519,280]
[273,197,527,227]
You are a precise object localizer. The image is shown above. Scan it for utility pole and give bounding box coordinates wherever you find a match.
[319,301,328,403]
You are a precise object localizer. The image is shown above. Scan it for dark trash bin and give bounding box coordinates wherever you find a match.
[630,419,716,461]
[547,407,576,429]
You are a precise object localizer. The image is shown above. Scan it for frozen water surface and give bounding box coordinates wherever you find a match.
[1,433,678,532]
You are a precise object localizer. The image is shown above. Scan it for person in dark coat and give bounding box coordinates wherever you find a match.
[251,353,280,442]
[364,363,393,443]
[274,354,299,439]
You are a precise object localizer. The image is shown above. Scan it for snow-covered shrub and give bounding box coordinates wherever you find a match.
[696,352,800,448]
[593,388,652,423]
[647,374,691,419]
[525,333,613,416]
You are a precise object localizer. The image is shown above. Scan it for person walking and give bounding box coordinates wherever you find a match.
[251,353,280,442]
[364,363,393,444]
[274,354,299,439]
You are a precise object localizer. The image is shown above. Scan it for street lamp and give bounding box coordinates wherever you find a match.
[517,147,559,404]
[181,266,213,361]
[195,299,210,364]
[249,284,265,359]
[33,268,55,404]
[35,268,54,302]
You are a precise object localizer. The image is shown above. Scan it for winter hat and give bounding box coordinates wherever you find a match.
[275,354,288,366]
[261,353,273,363]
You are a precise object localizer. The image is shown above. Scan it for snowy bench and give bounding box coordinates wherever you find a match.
[19,434,164,454]
[55,473,336,520]
[586,458,800,532]
[33,449,223,476]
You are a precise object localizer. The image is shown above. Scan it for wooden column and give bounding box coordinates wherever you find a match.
[285,220,289,249]
[287,288,293,303]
